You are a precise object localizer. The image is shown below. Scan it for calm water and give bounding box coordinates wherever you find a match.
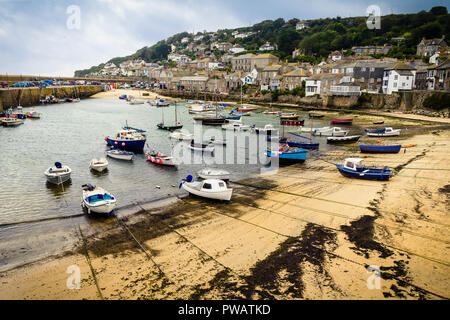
[0,97,341,271]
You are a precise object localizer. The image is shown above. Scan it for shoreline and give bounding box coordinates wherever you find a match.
[1,119,449,299]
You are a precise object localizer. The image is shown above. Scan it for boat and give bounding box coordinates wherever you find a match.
[219,103,235,109]
[312,127,348,137]
[156,100,170,107]
[81,184,116,215]
[251,124,279,135]
[89,158,109,172]
[146,151,176,166]
[222,122,251,132]
[128,99,145,105]
[197,168,231,181]
[235,106,257,112]
[365,127,401,137]
[285,140,320,150]
[373,121,385,125]
[106,149,134,161]
[1,118,24,127]
[180,175,233,201]
[188,140,215,153]
[308,113,324,118]
[119,94,127,100]
[44,162,72,185]
[280,119,305,126]
[193,117,227,125]
[264,110,281,115]
[220,115,242,120]
[122,126,146,133]
[330,119,353,125]
[266,145,308,162]
[359,144,402,153]
[327,135,361,144]
[230,110,251,116]
[279,113,299,120]
[105,128,146,151]
[27,109,41,119]
[170,130,193,140]
[335,158,393,181]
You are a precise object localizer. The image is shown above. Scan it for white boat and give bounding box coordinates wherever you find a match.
[170,130,194,141]
[366,127,401,137]
[251,124,279,135]
[44,162,72,185]
[89,158,109,172]
[81,184,116,215]
[312,127,348,137]
[198,168,231,181]
[263,110,281,115]
[146,152,177,166]
[106,149,134,161]
[128,99,144,105]
[208,137,227,145]
[147,99,157,106]
[181,177,233,201]
[188,140,215,153]
[222,122,250,131]
[1,118,24,126]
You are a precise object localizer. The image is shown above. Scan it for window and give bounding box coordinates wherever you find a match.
[394,75,398,80]
[346,162,354,168]
[394,82,397,87]
[219,182,225,188]
[203,183,212,190]
[370,67,375,72]
[361,67,366,72]
[370,78,374,83]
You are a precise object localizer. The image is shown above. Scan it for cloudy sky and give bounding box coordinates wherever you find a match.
[0,0,447,76]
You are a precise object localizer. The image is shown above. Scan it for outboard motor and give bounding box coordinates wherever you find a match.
[55,162,62,169]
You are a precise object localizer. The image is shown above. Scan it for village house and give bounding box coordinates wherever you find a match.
[168,53,191,64]
[414,66,428,90]
[211,42,233,51]
[259,64,282,89]
[296,20,309,30]
[269,75,283,91]
[305,74,323,96]
[382,62,416,94]
[319,73,345,96]
[281,68,309,90]
[353,60,396,93]
[259,42,276,51]
[426,58,450,91]
[241,68,259,85]
[416,36,447,56]
[251,54,280,71]
[292,48,304,58]
[180,76,208,91]
[235,31,256,39]
[330,81,361,96]
[229,45,246,54]
[231,53,255,72]
[100,62,120,76]
[328,51,342,62]
[206,77,227,93]
[181,37,190,44]
[352,44,392,56]
[224,72,242,92]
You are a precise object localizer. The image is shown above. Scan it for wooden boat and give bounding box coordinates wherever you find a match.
[286,141,319,150]
[279,113,299,120]
[180,176,233,201]
[106,149,134,161]
[119,94,127,100]
[188,140,215,153]
[330,119,353,125]
[81,184,116,215]
[235,106,257,112]
[335,158,393,181]
[266,145,308,162]
[44,162,72,185]
[312,127,348,137]
[327,135,361,144]
[89,158,109,172]
[146,152,176,166]
[197,168,231,181]
[366,127,401,137]
[308,113,324,118]
[170,130,193,141]
[359,144,402,153]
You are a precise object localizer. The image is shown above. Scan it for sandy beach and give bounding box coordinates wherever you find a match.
[0,103,449,300]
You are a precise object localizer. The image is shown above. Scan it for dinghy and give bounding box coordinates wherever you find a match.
[170,130,193,141]
[89,158,109,172]
[106,149,134,161]
[180,175,233,201]
[266,145,308,162]
[188,140,215,153]
[45,162,72,185]
[81,184,116,215]
[365,126,401,137]
[1,118,24,127]
[279,113,299,120]
[308,113,324,118]
[327,135,361,144]
[330,119,353,125]
[146,152,176,166]
[197,168,231,181]
[359,144,402,153]
[312,127,348,137]
[335,158,393,181]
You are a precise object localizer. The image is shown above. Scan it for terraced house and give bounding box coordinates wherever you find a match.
[282,68,309,90]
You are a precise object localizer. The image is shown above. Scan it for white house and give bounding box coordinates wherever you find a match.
[382,63,416,94]
[296,21,309,30]
[305,75,322,96]
[229,45,246,54]
[181,37,190,44]
[259,42,276,51]
[241,68,258,85]
[194,35,204,41]
[329,51,342,62]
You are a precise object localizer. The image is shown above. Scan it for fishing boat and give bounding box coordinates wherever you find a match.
[312,127,348,137]
[188,140,215,153]
[335,158,393,181]
[197,168,231,181]
[44,162,72,185]
[89,158,109,173]
[230,110,251,116]
[180,175,233,201]
[170,130,193,140]
[365,127,401,137]
[105,128,146,151]
[330,119,353,125]
[106,149,134,161]
[1,118,24,127]
[251,124,279,135]
[359,144,402,153]
[266,145,308,162]
[308,113,324,118]
[81,184,116,215]
[279,113,299,120]
[327,135,361,144]
[146,151,176,167]
[235,106,257,112]
[26,109,41,119]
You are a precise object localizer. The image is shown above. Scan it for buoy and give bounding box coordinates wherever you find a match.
[104,137,108,141]
[114,141,118,145]
[377,140,381,143]
[122,142,126,146]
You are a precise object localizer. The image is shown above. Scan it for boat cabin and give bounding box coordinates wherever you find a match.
[114,129,145,140]
[343,158,365,171]
[200,179,228,192]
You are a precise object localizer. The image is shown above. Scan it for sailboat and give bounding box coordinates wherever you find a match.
[157,101,183,131]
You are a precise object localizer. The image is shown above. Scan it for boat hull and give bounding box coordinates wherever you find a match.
[286,141,320,149]
[330,119,353,125]
[45,173,71,185]
[146,154,176,166]
[266,149,307,162]
[359,145,402,153]
[157,123,183,131]
[327,135,361,144]
[182,183,232,201]
[82,200,116,215]
[335,164,392,181]
[106,137,145,151]
[106,152,134,161]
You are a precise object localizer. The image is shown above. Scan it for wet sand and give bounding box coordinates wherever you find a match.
[1,113,449,300]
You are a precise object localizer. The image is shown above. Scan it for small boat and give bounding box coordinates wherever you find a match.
[366,127,401,137]
[235,106,257,112]
[208,137,227,145]
[251,124,279,135]
[359,144,402,153]
[122,126,146,133]
[1,118,24,127]
[330,119,353,125]
[106,149,134,161]
[105,128,146,151]
[128,99,145,105]
[44,162,72,185]
[312,127,348,137]
[264,110,281,115]
[285,132,320,149]
[219,103,235,109]
[89,158,109,172]
[373,121,385,125]
[280,119,305,126]
[279,113,299,120]
[180,175,233,201]
[156,100,170,107]
[327,135,361,144]
[146,152,176,166]
[81,184,116,215]
[25,109,41,119]
[188,140,215,153]
[308,113,324,118]
[193,117,227,125]
[266,145,308,162]
[119,94,127,100]
[220,115,242,120]
[170,130,193,141]
[230,110,251,116]
[157,122,183,131]
[221,122,251,132]
[197,168,231,181]
[335,158,393,181]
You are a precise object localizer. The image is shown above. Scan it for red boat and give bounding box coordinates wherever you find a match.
[330,119,353,125]
[236,107,257,112]
[146,153,176,166]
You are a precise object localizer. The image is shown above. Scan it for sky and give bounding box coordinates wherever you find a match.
[0,0,447,77]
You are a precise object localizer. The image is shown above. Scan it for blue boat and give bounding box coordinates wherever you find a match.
[286,140,320,150]
[220,115,241,120]
[335,158,393,180]
[119,94,127,100]
[122,126,146,133]
[266,146,307,162]
[105,128,146,151]
[359,144,401,153]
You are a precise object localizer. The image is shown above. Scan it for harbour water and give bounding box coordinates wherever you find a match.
[0,97,342,271]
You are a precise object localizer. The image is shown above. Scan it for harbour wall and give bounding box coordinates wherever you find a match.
[0,85,104,111]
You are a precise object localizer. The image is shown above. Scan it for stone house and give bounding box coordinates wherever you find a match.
[281,68,309,90]
[416,36,447,57]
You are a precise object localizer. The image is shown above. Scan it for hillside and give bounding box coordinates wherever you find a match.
[74,6,449,76]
